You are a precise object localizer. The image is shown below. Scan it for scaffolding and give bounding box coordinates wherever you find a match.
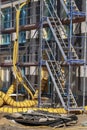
[0,0,87,113]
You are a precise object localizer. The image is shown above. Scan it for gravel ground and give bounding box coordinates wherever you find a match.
[0,113,87,130]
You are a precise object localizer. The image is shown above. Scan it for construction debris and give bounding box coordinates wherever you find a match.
[4,110,78,128]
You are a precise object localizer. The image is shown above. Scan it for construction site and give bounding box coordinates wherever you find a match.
[0,0,87,129]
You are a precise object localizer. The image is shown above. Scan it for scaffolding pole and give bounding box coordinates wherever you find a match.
[68,0,73,110]
[83,0,87,110]
[38,0,43,107]
[0,0,1,39]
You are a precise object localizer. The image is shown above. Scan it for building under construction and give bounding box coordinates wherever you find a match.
[0,0,87,113]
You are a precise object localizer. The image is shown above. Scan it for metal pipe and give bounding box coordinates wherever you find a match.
[68,0,73,110]
[38,0,43,107]
[83,0,87,110]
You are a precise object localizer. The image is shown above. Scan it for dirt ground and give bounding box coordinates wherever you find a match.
[0,113,87,130]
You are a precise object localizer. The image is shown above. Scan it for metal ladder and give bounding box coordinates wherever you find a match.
[44,0,78,61]
[42,39,65,84]
[43,39,77,109]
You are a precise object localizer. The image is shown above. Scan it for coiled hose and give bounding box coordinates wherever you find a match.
[0,79,38,108]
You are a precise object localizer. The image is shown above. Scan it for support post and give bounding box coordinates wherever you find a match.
[38,0,43,107]
[0,0,1,44]
[83,0,87,110]
[68,0,73,110]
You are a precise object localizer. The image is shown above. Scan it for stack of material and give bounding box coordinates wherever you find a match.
[5,110,78,127]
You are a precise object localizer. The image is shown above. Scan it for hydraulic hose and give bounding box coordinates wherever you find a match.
[0,91,37,107]
[0,106,67,114]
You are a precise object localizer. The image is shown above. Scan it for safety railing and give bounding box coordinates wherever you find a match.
[43,38,77,108]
